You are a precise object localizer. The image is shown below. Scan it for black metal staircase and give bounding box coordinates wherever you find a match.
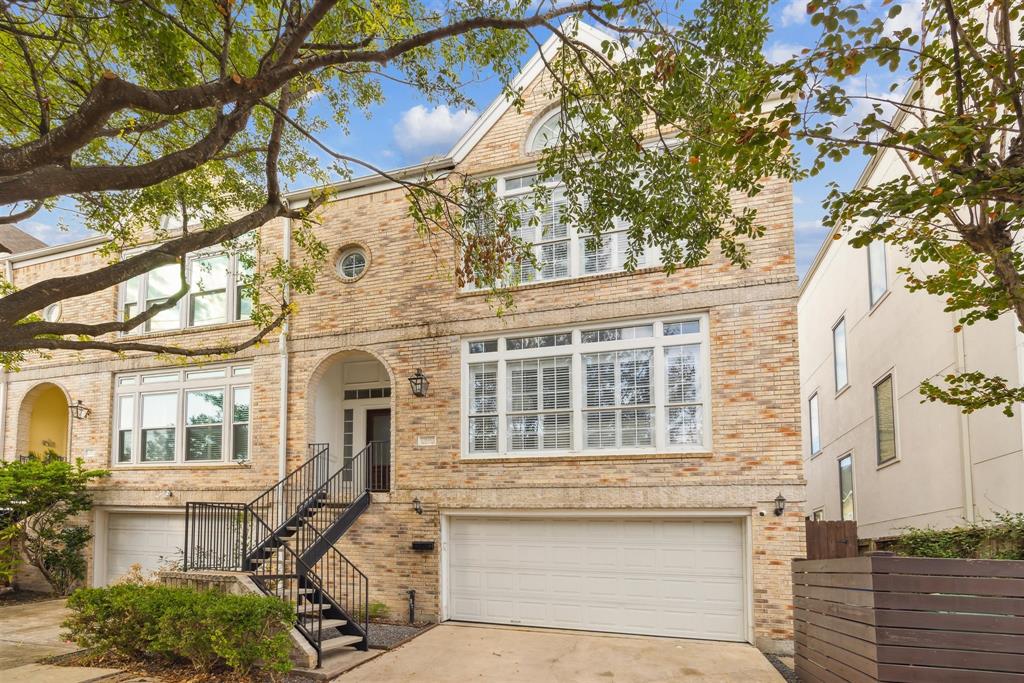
[183,442,388,667]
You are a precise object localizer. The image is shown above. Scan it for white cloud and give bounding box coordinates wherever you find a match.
[780,0,810,26]
[392,105,478,158]
[796,218,829,233]
[766,42,806,64]
[883,0,922,35]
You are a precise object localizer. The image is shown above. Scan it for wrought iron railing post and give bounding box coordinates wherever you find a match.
[183,503,190,571]
[240,508,249,572]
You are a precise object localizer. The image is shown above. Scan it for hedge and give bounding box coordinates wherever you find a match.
[63,584,296,676]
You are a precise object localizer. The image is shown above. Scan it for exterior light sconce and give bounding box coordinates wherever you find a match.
[412,497,423,515]
[408,368,429,397]
[68,399,91,420]
[774,493,786,517]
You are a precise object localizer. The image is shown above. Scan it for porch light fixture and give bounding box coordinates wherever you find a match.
[774,493,786,517]
[68,399,91,420]
[412,497,423,515]
[408,368,429,397]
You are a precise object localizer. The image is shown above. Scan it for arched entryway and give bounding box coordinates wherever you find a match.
[18,382,70,458]
[308,350,394,491]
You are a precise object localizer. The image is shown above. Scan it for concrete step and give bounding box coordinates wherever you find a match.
[320,635,364,653]
[304,617,347,630]
[296,603,330,614]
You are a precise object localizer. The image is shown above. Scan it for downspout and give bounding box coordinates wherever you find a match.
[954,314,976,523]
[0,255,12,462]
[278,204,292,480]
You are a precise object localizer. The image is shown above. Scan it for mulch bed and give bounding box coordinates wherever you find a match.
[0,589,59,605]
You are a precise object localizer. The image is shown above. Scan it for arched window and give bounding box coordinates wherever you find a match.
[527,109,564,152]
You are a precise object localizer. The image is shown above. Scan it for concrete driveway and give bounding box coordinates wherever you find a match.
[0,599,80,670]
[338,623,784,682]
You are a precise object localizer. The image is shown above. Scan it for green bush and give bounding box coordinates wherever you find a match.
[63,584,296,676]
[892,513,1024,560]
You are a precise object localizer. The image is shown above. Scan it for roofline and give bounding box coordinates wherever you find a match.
[0,157,456,265]
[798,83,920,296]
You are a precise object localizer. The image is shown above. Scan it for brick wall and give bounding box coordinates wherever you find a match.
[0,45,803,653]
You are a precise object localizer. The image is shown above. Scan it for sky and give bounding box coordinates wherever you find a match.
[15,0,912,280]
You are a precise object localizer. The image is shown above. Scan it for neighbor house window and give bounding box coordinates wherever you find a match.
[839,454,855,520]
[467,173,659,288]
[113,364,252,465]
[121,249,253,333]
[462,316,709,456]
[808,393,821,455]
[874,374,898,465]
[812,508,825,521]
[832,318,848,391]
[868,240,887,306]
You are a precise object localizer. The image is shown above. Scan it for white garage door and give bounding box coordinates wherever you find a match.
[104,512,185,585]
[447,517,746,641]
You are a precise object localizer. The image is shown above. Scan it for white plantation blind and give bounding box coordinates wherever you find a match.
[583,349,654,448]
[513,191,570,283]
[468,362,498,453]
[463,318,708,457]
[583,219,644,275]
[665,344,703,446]
[507,357,572,451]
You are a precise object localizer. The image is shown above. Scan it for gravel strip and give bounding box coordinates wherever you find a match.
[366,622,428,650]
[764,653,798,683]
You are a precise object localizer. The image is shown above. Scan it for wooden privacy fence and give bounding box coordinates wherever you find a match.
[794,553,1024,682]
[806,520,859,560]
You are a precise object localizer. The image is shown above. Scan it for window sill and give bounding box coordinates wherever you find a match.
[456,265,668,298]
[809,450,823,460]
[835,384,851,399]
[111,462,253,471]
[868,289,891,315]
[120,319,254,342]
[876,457,900,471]
[459,450,714,463]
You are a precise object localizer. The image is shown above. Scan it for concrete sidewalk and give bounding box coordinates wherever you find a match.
[335,623,784,682]
[0,599,81,670]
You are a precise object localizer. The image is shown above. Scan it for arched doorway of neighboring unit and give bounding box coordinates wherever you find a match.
[18,382,70,458]
[308,350,394,491]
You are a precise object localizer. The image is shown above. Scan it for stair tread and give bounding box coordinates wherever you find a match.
[320,635,364,652]
[304,617,347,629]
[295,603,329,613]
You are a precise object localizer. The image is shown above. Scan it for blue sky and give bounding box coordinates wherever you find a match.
[18,0,901,280]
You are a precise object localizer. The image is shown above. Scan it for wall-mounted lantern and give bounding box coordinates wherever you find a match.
[68,399,91,420]
[408,368,429,397]
[774,493,787,517]
[412,497,423,515]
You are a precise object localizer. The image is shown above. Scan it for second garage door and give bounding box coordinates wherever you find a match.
[104,511,185,586]
[447,516,747,642]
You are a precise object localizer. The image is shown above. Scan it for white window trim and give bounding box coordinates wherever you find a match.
[838,452,856,521]
[118,248,252,335]
[463,169,661,290]
[460,314,711,459]
[808,391,821,457]
[832,316,849,393]
[873,371,900,467]
[868,239,888,307]
[111,364,252,466]
[525,108,565,153]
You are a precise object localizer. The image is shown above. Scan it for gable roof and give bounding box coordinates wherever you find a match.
[446,20,617,164]
[0,224,47,254]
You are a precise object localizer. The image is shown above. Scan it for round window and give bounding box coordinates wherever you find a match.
[337,248,367,280]
[42,302,61,322]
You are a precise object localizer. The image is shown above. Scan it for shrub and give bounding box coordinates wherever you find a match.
[63,584,295,677]
[892,513,1024,560]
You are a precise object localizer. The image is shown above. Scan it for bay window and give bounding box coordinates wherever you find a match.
[113,364,252,465]
[462,316,710,457]
[121,250,252,333]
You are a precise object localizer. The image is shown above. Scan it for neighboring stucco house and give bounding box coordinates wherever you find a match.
[0,24,803,656]
[798,142,1024,539]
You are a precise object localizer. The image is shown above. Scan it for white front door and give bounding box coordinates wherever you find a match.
[446,516,747,641]
[103,512,185,585]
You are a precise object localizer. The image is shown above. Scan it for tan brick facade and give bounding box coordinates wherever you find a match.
[0,35,803,654]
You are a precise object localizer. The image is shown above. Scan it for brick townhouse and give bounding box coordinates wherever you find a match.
[0,23,804,657]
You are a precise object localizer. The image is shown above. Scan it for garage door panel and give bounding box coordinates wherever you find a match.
[104,512,185,586]
[448,516,746,642]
